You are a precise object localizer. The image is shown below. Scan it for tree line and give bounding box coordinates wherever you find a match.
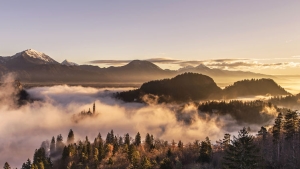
[3,110,300,169]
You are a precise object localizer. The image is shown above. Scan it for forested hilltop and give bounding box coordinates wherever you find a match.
[223,78,289,99]
[116,73,289,103]
[3,109,300,169]
[269,93,300,109]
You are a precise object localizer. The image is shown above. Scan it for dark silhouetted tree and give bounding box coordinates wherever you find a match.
[222,127,259,169]
[134,132,141,146]
[67,129,75,145]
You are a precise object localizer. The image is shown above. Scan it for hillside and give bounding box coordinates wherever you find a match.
[223,79,289,99]
[117,75,290,103]
[116,73,222,102]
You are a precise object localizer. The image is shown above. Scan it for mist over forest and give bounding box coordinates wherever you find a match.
[1,72,300,168]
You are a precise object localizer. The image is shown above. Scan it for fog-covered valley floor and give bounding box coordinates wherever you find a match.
[0,81,284,167]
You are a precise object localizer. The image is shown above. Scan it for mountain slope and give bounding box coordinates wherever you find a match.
[223,79,290,98]
[117,74,290,103]
[116,73,222,102]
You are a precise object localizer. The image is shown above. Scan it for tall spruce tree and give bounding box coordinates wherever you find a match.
[272,112,283,162]
[67,129,75,145]
[125,133,130,146]
[222,127,259,169]
[3,162,11,169]
[50,136,56,158]
[134,132,141,146]
[283,110,299,168]
[21,159,32,169]
[198,137,212,163]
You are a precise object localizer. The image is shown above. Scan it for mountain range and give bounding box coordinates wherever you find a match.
[0,49,273,85]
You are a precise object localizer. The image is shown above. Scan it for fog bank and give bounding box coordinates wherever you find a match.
[0,83,277,167]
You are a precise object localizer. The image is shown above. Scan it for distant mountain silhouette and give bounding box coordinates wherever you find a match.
[61,59,78,66]
[117,74,290,103]
[0,49,274,85]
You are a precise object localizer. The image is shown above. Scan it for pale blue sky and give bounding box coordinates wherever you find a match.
[1,1,300,74]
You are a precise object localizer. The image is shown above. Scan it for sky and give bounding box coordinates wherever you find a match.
[0,1,300,74]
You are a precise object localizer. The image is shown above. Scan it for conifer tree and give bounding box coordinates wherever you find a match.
[222,133,231,149]
[145,133,154,151]
[222,127,259,169]
[113,136,119,154]
[125,133,130,146]
[283,110,298,140]
[21,159,32,169]
[50,136,55,158]
[160,158,172,169]
[177,140,183,149]
[67,129,75,145]
[272,112,283,162]
[198,137,212,163]
[134,132,141,146]
[3,162,11,169]
[283,110,299,168]
[56,134,64,155]
[141,156,152,169]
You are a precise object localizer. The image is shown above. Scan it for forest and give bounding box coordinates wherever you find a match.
[2,109,300,169]
[116,73,289,103]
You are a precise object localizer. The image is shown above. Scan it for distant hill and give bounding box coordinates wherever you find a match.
[116,73,222,102]
[117,74,290,103]
[223,79,290,99]
[198,100,277,124]
[269,93,300,109]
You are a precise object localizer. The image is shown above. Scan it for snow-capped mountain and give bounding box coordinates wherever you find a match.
[61,59,78,66]
[10,49,58,65]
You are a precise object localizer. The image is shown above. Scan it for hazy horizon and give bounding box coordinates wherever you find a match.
[1,1,300,74]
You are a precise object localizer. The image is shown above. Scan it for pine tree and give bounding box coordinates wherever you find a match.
[141,156,152,169]
[177,140,183,149]
[257,126,268,168]
[283,110,298,140]
[134,132,141,146]
[145,133,154,151]
[56,134,64,155]
[50,136,56,158]
[198,137,212,163]
[222,127,259,169]
[272,112,283,163]
[160,158,172,169]
[283,110,299,168]
[222,133,231,150]
[21,159,31,169]
[106,132,111,144]
[3,162,11,169]
[67,129,75,145]
[125,133,130,146]
[113,136,119,154]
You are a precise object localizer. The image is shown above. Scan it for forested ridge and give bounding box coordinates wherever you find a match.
[198,100,277,124]
[116,73,289,103]
[269,93,300,109]
[3,109,300,169]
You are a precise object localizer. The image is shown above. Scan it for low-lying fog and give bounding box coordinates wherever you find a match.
[2,76,300,167]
